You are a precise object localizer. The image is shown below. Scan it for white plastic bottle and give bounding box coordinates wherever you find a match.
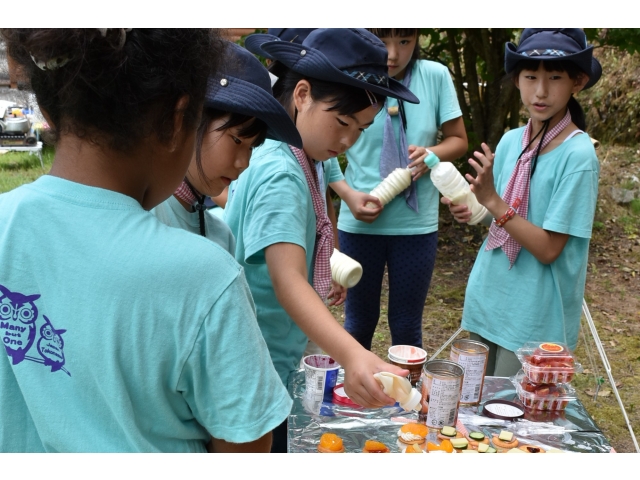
[365,167,412,208]
[424,151,488,225]
[330,249,363,288]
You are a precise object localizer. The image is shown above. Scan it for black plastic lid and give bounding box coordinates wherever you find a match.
[481,399,525,420]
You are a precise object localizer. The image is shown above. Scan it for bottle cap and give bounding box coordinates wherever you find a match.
[400,388,423,412]
[423,150,440,168]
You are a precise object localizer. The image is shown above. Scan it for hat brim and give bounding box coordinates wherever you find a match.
[244,33,278,61]
[259,40,420,104]
[505,42,601,89]
[205,76,302,148]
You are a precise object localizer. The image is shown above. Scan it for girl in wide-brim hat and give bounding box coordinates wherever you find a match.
[151,41,301,253]
[446,28,602,377]
[225,28,419,452]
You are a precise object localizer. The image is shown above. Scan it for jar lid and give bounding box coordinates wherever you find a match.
[332,384,362,407]
[481,399,525,420]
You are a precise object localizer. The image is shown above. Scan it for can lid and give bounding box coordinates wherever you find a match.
[481,399,525,420]
[332,383,362,408]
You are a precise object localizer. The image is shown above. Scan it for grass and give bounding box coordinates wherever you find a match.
[0,146,54,193]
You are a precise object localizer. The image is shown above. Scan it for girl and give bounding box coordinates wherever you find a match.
[152,41,302,254]
[226,28,417,452]
[336,28,468,350]
[0,29,291,452]
[445,28,601,376]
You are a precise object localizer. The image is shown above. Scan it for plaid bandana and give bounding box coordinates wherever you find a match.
[173,179,207,237]
[289,146,334,300]
[174,180,198,206]
[485,109,572,267]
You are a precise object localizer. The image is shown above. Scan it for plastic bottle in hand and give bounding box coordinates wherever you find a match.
[365,168,412,208]
[424,151,488,225]
[330,249,363,288]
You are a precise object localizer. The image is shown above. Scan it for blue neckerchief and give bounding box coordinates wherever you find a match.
[379,62,417,212]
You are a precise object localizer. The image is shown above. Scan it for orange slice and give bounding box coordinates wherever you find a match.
[318,433,344,453]
[400,423,428,437]
[427,439,454,453]
[363,440,390,453]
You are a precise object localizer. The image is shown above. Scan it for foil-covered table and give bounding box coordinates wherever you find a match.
[287,369,612,453]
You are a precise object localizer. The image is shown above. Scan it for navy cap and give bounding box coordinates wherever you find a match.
[505,29,601,89]
[245,28,419,104]
[206,41,302,148]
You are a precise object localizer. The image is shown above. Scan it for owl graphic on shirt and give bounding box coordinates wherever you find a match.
[0,283,40,365]
[37,315,67,373]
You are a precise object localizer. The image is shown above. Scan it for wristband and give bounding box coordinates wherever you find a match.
[494,198,521,227]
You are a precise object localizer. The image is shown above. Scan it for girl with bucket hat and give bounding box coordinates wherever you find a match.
[0,29,291,452]
[152,41,302,254]
[445,28,602,376]
[335,28,468,352]
[224,28,418,451]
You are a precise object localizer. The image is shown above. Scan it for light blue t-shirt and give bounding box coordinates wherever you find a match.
[224,139,317,387]
[317,156,344,212]
[462,130,599,352]
[0,176,291,452]
[338,60,462,235]
[152,194,236,254]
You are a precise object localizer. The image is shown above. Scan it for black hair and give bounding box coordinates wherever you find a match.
[194,109,267,185]
[268,61,387,117]
[367,28,421,60]
[512,59,588,131]
[0,28,226,151]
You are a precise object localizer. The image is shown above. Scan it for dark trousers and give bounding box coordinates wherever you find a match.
[338,230,438,349]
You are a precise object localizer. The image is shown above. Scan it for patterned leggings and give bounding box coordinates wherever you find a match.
[338,230,438,350]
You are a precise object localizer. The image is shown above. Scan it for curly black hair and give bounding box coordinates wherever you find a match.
[1,28,227,150]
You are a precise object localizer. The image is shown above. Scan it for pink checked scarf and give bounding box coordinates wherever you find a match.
[174,180,198,206]
[289,146,334,300]
[485,110,572,268]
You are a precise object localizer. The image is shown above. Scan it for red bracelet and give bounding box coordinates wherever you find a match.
[494,198,521,227]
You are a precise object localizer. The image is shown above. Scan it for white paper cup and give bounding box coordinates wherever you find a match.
[302,355,341,413]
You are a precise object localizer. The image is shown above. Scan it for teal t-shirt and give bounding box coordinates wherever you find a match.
[462,130,599,352]
[338,60,462,235]
[0,176,291,452]
[224,139,317,387]
[152,194,236,254]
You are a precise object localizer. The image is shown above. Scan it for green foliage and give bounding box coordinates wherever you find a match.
[630,198,640,216]
[580,47,640,145]
[586,28,640,54]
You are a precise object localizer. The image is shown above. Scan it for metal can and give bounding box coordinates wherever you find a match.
[419,360,464,429]
[450,339,489,406]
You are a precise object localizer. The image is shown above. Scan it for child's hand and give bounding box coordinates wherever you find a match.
[344,191,383,223]
[466,142,499,207]
[326,281,346,307]
[441,196,472,223]
[407,145,431,181]
[342,349,410,409]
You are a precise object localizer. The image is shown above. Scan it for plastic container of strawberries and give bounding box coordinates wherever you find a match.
[516,341,582,383]
[512,370,577,411]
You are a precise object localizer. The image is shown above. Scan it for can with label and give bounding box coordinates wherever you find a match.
[419,360,464,429]
[449,339,489,406]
